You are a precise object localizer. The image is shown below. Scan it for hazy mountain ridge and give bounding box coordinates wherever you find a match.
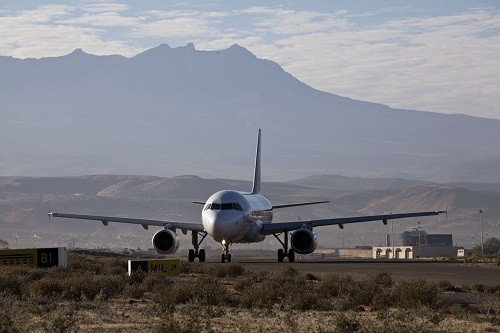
[361,184,500,216]
[290,174,424,190]
[1,44,500,181]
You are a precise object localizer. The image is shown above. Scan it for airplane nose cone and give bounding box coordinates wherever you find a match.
[203,211,240,240]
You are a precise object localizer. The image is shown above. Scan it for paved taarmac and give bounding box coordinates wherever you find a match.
[233,259,499,286]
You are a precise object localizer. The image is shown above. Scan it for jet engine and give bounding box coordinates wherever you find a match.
[152,229,180,254]
[290,228,317,254]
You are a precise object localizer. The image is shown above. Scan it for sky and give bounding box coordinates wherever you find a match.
[1,1,499,120]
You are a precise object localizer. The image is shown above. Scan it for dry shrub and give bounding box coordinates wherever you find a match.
[316,274,383,310]
[391,280,442,309]
[67,253,104,274]
[335,313,361,333]
[0,272,24,297]
[0,267,49,297]
[156,274,230,309]
[25,277,64,298]
[0,312,18,333]
[367,272,394,288]
[238,267,314,310]
[204,263,245,278]
[61,273,126,300]
[101,257,128,276]
[437,280,462,292]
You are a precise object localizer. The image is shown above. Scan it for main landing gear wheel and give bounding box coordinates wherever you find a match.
[189,231,208,262]
[278,249,284,262]
[198,249,206,262]
[274,231,295,262]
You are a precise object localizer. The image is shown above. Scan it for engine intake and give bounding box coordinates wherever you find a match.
[152,229,180,254]
[291,228,317,254]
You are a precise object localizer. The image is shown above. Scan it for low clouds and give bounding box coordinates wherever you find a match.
[1,2,499,119]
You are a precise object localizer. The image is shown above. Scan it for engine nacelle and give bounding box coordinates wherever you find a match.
[152,229,180,254]
[290,228,317,254]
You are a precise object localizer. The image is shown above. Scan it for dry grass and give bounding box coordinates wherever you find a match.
[0,251,498,332]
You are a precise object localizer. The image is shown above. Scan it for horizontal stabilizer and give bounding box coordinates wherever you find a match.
[272,200,329,210]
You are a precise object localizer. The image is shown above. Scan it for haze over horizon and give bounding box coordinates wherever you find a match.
[1,0,499,120]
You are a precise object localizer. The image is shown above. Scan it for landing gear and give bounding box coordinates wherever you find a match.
[221,240,231,263]
[188,231,207,262]
[273,231,295,262]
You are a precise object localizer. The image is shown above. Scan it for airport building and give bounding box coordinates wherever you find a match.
[372,230,465,259]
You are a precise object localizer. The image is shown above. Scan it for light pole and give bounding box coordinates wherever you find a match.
[479,209,484,255]
[391,220,395,259]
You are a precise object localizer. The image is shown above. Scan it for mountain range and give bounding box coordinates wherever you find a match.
[1,43,500,182]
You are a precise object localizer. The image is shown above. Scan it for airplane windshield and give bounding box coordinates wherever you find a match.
[205,203,243,211]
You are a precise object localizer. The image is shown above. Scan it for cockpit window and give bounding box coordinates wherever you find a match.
[205,202,243,211]
[210,203,221,210]
[221,203,232,210]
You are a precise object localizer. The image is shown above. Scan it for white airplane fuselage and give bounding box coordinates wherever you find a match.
[202,190,272,243]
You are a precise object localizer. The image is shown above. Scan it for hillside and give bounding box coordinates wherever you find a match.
[1,44,500,181]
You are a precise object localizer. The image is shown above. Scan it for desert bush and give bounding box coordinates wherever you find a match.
[141,273,174,292]
[0,267,49,297]
[316,274,382,310]
[156,274,230,308]
[391,280,442,309]
[67,253,104,274]
[0,312,18,333]
[25,277,64,298]
[368,272,394,288]
[334,313,361,333]
[237,267,318,310]
[437,280,462,292]
[0,272,24,297]
[43,305,79,333]
[60,273,126,300]
[101,257,128,275]
[204,263,246,278]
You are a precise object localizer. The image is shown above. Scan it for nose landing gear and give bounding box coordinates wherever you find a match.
[221,240,232,263]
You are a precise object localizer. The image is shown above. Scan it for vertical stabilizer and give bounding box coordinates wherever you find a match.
[251,129,262,194]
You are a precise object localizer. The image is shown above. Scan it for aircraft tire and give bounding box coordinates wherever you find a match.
[278,249,284,262]
[188,249,195,262]
[199,249,206,262]
[288,249,295,262]
[221,254,226,263]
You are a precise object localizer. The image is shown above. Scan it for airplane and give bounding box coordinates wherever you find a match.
[49,130,446,263]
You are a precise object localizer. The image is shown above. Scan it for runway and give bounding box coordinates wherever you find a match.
[229,259,499,286]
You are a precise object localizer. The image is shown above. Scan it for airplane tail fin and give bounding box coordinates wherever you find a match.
[251,129,262,194]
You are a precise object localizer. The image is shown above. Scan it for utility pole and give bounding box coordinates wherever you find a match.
[479,209,484,255]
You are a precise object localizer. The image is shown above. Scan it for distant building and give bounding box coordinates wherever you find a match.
[374,229,460,259]
[402,230,452,247]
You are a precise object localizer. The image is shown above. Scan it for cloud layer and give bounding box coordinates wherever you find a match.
[1,2,499,119]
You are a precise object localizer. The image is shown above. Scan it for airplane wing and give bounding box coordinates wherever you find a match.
[260,211,446,235]
[48,212,205,233]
